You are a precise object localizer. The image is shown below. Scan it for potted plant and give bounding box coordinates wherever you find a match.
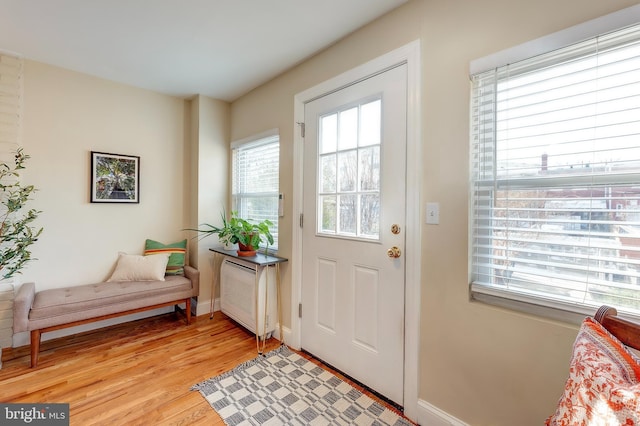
[187,210,274,257]
[0,148,43,280]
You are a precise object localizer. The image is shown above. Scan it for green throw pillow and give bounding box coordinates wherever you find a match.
[144,239,187,275]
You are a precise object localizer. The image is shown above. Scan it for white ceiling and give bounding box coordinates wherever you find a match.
[0,0,407,102]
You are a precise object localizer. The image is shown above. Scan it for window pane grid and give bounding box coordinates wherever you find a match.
[471,23,640,315]
[317,99,381,240]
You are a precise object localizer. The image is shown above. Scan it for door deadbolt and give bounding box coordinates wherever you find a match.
[391,224,401,234]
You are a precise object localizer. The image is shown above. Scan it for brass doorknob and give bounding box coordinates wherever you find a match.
[387,246,401,258]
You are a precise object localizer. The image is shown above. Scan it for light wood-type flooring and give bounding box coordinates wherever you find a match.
[0,311,410,425]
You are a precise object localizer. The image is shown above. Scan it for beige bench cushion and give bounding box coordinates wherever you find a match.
[30,275,191,320]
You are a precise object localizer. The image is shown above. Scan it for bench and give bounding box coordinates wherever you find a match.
[13,265,199,367]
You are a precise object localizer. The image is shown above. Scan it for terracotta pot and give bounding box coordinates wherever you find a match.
[237,242,257,257]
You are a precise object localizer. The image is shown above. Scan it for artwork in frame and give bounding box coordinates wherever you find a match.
[90,151,140,203]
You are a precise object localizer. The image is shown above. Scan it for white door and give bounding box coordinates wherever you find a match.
[301,64,407,405]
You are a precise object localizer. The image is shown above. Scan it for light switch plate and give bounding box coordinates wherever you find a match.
[426,202,440,225]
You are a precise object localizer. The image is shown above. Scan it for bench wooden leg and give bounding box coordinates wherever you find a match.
[30,329,41,368]
[175,299,192,324]
[185,298,191,325]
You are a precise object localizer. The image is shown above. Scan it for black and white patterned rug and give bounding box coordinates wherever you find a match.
[191,346,413,426]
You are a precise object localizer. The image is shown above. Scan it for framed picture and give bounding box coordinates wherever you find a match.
[90,151,140,203]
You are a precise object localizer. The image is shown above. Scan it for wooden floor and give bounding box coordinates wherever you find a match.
[0,311,410,425]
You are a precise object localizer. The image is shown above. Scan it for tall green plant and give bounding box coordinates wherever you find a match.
[0,149,43,279]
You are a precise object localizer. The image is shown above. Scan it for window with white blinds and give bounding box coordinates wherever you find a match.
[470,23,640,316]
[232,132,280,250]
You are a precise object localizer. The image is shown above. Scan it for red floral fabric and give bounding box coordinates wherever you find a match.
[546,317,640,426]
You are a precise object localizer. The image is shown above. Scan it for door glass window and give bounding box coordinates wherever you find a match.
[318,98,381,239]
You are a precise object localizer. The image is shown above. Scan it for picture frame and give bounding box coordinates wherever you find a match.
[90,151,140,203]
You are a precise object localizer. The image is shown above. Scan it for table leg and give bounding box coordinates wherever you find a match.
[210,253,222,320]
[277,263,284,346]
[255,264,262,354]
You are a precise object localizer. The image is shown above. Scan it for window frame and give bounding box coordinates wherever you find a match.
[469,5,640,322]
[231,129,280,252]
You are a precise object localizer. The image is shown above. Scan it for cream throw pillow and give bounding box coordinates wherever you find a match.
[107,252,170,282]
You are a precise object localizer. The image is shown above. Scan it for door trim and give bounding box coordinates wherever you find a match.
[291,40,421,421]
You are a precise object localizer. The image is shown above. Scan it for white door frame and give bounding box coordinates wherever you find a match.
[291,40,421,421]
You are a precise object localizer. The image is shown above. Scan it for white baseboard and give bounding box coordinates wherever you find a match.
[272,324,292,346]
[417,399,468,426]
[195,297,220,317]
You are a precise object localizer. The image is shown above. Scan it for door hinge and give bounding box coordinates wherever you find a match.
[297,121,305,138]
[299,213,304,228]
[298,303,302,318]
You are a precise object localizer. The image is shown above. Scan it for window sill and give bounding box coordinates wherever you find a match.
[469,283,635,326]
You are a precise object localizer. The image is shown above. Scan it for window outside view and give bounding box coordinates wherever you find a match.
[472,25,640,313]
[318,99,381,240]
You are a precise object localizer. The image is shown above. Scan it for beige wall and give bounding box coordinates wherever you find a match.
[230,1,640,424]
[22,60,191,287]
[14,60,224,343]
[191,95,231,315]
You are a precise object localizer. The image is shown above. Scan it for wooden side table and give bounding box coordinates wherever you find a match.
[209,247,288,354]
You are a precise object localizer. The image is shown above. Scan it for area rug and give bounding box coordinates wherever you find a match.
[191,346,413,426]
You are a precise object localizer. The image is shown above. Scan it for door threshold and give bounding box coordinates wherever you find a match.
[300,349,404,413]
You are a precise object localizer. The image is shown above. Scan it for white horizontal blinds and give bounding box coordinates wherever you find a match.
[471,23,640,314]
[0,53,22,159]
[232,135,280,249]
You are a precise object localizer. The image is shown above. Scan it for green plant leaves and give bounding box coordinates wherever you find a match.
[0,148,43,279]
[186,210,274,252]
